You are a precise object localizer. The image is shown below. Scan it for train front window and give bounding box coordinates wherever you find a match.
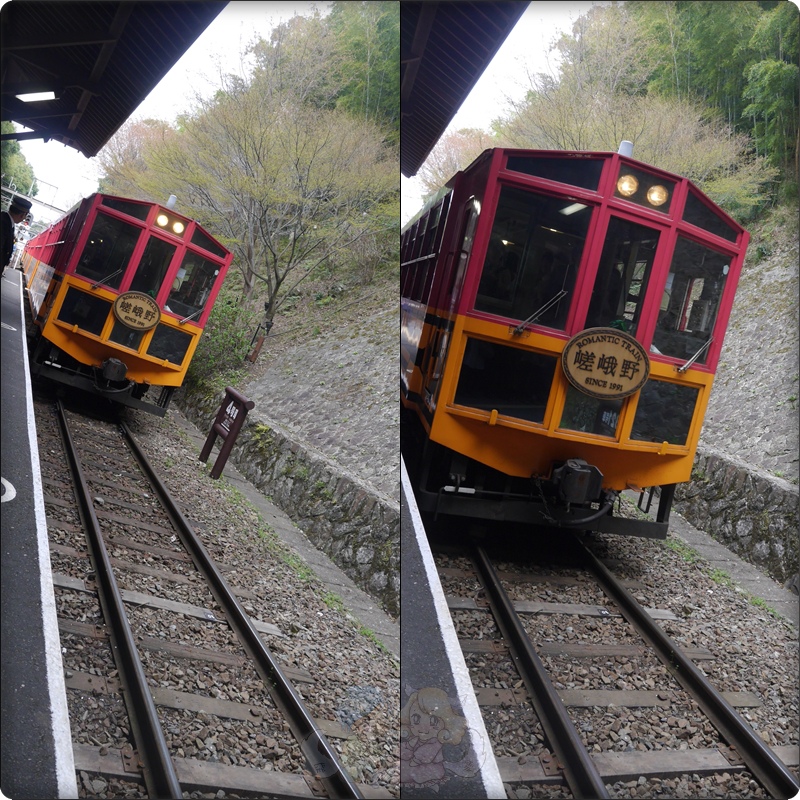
[474,185,590,330]
[454,338,557,423]
[683,189,738,242]
[58,289,112,335]
[585,218,659,334]
[630,380,699,446]
[164,252,220,321]
[129,237,176,298]
[559,385,623,437]
[74,213,140,289]
[505,155,604,191]
[651,238,729,365]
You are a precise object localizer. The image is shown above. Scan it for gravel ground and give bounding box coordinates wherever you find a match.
[38,399,400,798]
[124,407,401,795]
[435,516,799,799]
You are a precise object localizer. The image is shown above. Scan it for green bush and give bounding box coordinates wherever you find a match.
[187,292,255,388]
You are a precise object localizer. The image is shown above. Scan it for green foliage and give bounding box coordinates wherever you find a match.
[627,0,798,185]
[488,1,794,216]
[1,122,37,197]
[99,8,398,321]
[328,1,400,146]
[743,58,799,171]
[186,284,255,390]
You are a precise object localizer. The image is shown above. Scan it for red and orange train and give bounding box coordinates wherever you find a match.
[401,146,749,537]
[21,193,233,416]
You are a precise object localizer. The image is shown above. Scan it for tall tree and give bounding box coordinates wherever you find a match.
[417,128,495,198]
[96,118,175,198]
[328,1,400,146]
[137,74,396,313]
[494,2,778,219]
[97,8,399,313]
[1,121,37,196]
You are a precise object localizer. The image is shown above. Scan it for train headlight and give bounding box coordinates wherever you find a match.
[647,185,669,206]
[156,213,169,227]
[172,221,185,234]
[616,175,638,196]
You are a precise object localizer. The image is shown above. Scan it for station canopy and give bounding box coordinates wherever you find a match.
[401,1,528,178]
[1,1,227,158]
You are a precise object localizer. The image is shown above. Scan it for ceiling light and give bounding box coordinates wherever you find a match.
[559,202,587,216]
[16,91,56,102]
[617,175,638,197]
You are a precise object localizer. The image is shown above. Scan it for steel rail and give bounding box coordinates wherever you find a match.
[55,401,183,799]
[472,546,611,799]
[573,533,800,800]
[120,420,364,800]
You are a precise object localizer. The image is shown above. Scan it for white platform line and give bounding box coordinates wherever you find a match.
[401,457,506,799]
[17,275,78,799]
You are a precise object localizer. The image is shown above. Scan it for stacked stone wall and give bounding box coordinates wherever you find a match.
[675,443,798,586]
[176,385,400,618]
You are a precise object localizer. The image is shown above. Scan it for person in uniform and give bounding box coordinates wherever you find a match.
[2,195,33,276]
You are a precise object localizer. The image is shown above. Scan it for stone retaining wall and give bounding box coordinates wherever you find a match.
[176,387,400,619]
[675,443,799,587]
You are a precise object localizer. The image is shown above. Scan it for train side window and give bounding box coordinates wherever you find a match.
[129,236,177,298]
[474,186,589,330]
[650,237,729,365]
[74,213,140,289]
[585,217,659,334]
[446,200,479,314]
[164,252,220,320]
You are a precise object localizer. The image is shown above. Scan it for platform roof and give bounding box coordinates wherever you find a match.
[400,1,528,178]
[1,1,227,158]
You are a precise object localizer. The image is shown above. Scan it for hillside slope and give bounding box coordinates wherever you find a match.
[232,274,399,504]
[701,202,799,483]
[212,200,798,501]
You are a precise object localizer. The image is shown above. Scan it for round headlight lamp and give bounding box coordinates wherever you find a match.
[616,175,638,196]
[647,185,669,206]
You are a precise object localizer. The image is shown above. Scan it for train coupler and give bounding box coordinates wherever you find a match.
[551,459,603,505]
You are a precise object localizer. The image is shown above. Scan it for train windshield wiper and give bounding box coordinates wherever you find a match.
[91,268,123,289]
[512,290,567,335]
[179,308,202,324]
[677,335,713,372]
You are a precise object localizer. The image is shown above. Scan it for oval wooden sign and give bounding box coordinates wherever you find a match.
[113,291,161,331]
[562,327,650,399]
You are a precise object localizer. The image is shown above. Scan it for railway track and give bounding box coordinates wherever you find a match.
[432,526,799,799]
[36,397,392,799]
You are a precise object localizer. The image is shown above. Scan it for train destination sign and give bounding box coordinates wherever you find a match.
[562,327,650,400]
[113,291,161,331]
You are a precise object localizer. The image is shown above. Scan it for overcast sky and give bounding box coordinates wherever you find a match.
[14,1,601,226]
[401,1,602,223]
[17,1,325,222]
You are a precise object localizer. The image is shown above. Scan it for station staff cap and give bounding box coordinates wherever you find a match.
[9,195,32,213]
